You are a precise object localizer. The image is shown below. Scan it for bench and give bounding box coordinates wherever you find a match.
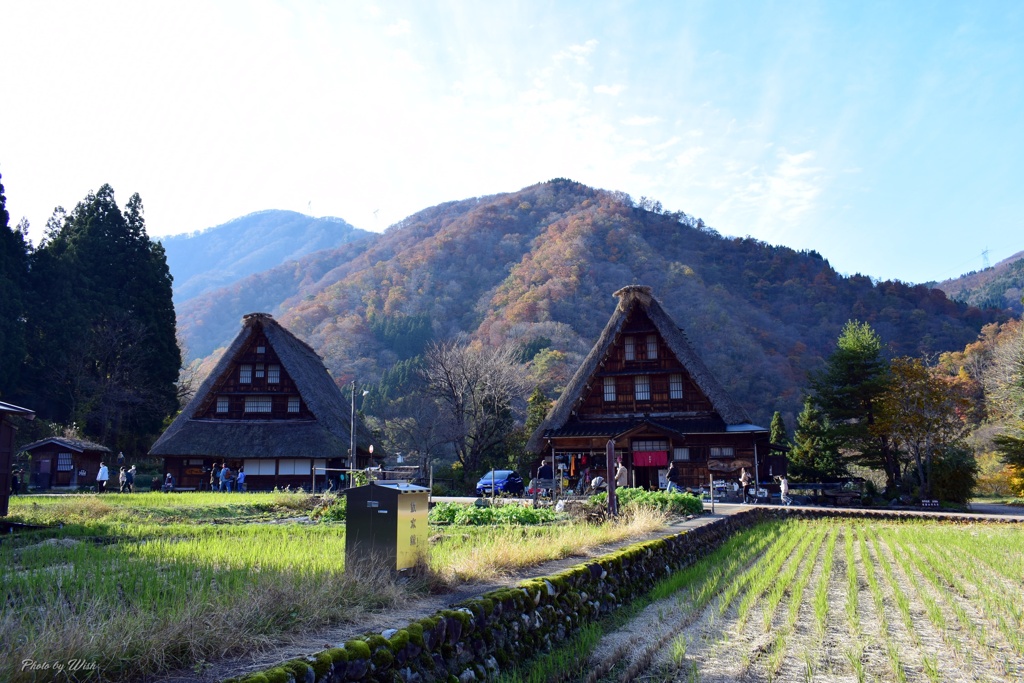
[920,499,940,509]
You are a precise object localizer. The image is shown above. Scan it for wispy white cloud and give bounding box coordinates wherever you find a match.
[555,39,598,66]
[594,83,624,95]
[623,115,661,126]
[385,18,411,36]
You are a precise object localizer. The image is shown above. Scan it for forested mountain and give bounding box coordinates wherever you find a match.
[177,180,1006,427]
[931,251,1024,315]
[162,210,372,302]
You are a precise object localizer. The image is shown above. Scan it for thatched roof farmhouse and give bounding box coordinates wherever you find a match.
[528,285,783,491]
[150,313,364,490]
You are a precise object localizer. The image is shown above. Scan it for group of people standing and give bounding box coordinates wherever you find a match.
[210,463,245,492]
[94,460,137,493]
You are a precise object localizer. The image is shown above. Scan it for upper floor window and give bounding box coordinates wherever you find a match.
[216,396,229,413]
[646,335,658,359]
[239,365,252,383]
[268,364,280,383]
[624,336,635,361]
[255,363,265,379]
[673,448,690,461]
[635,375,650,401]
[288,396,300,413]
[669,374,684,399]
[256,344,266,354]
[710,446,735,458]
[244,396,272,413]
[603,377,616,402]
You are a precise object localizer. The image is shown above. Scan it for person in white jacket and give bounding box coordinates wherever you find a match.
[96,462,109,494]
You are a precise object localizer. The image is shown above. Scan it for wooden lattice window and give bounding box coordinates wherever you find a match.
[57,452,74,471]
[603,377,616,402]
[216,396,229,413]
[288,396,300,413]
[624,336,635,361]
[634,375,650,401]
[244,396,272,413]
[239,365,252,383]
[646,335,658,359]
[268,364,280,383]
[669,374,684,399]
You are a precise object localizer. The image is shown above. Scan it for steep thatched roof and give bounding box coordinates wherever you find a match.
[527,285,752,452]
[149,313,354,459]
[20,437,110,454]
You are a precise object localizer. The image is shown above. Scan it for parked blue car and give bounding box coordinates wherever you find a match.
[475,470,525,496]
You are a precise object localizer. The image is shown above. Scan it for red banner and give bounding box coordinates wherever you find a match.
[632,451,669,467]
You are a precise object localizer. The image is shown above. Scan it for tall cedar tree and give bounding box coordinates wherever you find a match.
[769,411,788,446]
[810,320,898,491]
[24,185,179,452]
[788,397,846,482]
[0,173,30,397]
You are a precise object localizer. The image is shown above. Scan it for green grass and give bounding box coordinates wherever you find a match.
[1,492,673,682]
[6,490,323,525]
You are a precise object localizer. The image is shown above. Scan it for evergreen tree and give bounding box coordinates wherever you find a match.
[0,173,29,397]
[810,320,896,491]
[769,411,788,446]
[789,397,846,482]
[24,185,180,451]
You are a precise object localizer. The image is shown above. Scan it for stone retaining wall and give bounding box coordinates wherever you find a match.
[225,508,1019,683]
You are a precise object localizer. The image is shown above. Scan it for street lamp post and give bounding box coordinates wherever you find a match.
[348,381,370,489]
[349,380,356,488]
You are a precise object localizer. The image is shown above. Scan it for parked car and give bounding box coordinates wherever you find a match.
[475,470,525,496]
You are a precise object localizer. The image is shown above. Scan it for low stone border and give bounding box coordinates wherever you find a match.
[224,507,1020,683]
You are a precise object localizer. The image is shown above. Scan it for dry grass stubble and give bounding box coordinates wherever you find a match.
[3,557,408,683]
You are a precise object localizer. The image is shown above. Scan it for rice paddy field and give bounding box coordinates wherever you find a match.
[0,492,667,682]
[567,517,1024,683]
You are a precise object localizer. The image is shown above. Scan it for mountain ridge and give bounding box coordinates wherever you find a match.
[161,209,373,302]
[175,179,1007,427]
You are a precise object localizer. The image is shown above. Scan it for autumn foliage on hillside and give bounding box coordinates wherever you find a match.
[177,179,1005,427]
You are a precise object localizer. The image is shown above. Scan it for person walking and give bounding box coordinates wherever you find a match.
[235,467,245,493]
[777,475,790,506]
[210,464,220,492]
[96,462,109,494]
[615,460,628,489]
[739,467,752,504]
[666,462,684,493]
[126,465,136,493]
[118,466,128,493]
[219,463,231,492]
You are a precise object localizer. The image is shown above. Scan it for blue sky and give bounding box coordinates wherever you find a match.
[2,0,1021,284]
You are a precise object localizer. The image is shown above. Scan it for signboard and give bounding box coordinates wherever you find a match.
[395,493,428,570]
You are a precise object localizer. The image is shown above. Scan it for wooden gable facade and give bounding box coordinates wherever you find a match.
[19,437,110,490]
[150,313,366,491]
[529,286,783,491]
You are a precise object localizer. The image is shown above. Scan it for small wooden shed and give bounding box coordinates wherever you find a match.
[19,437,111,490]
